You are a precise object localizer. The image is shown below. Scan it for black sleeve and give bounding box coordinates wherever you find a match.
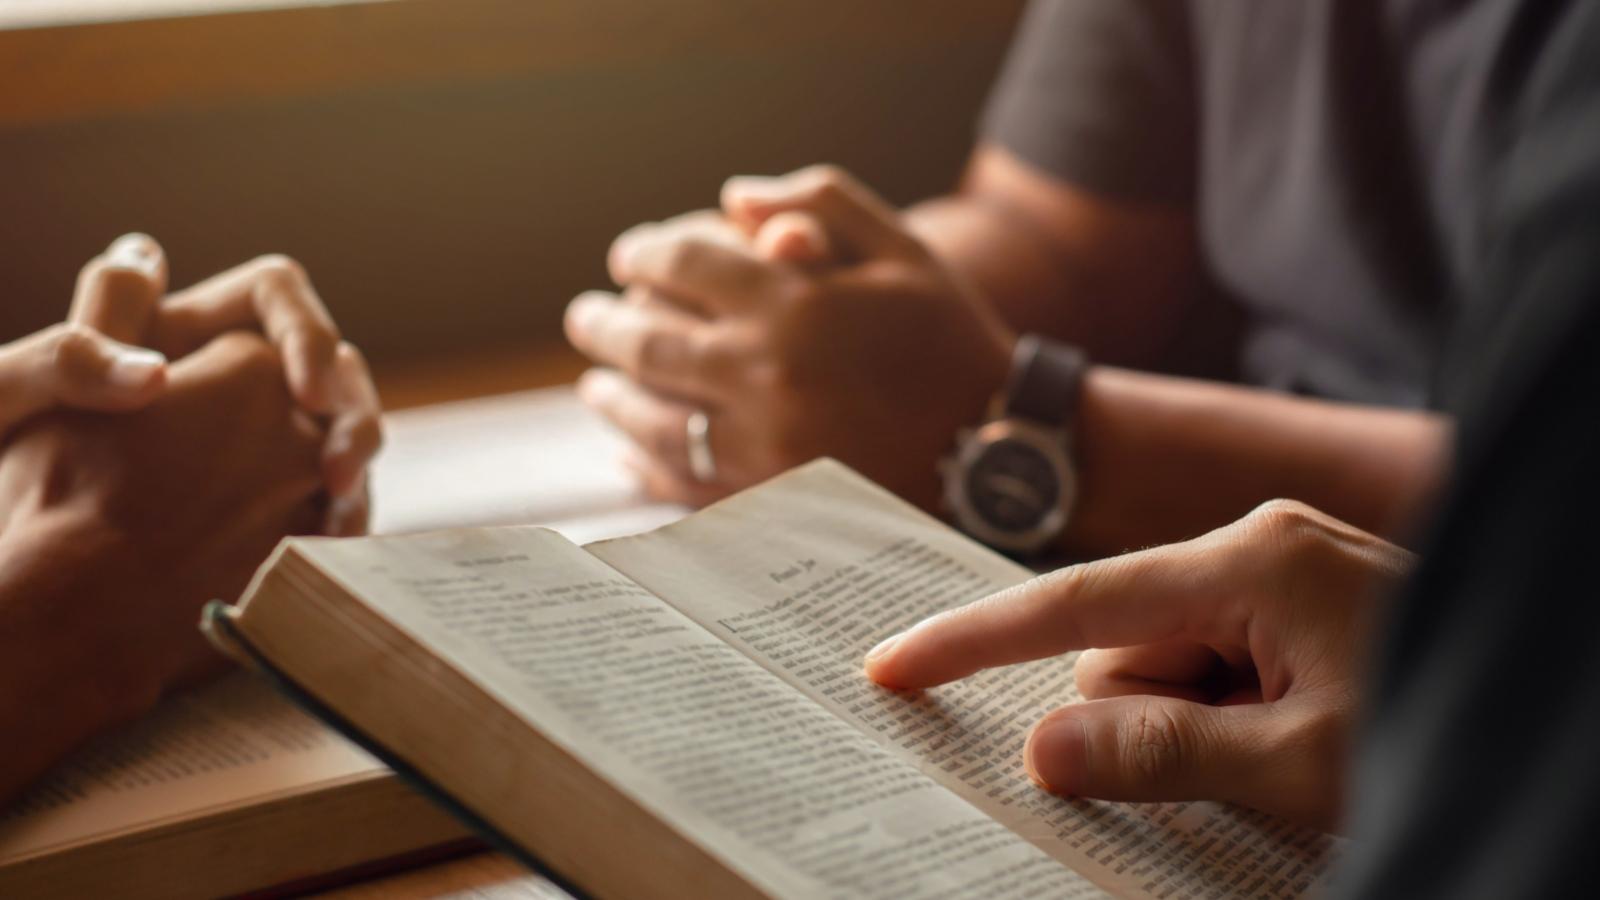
[1340,4,1600,897]
[980,0,1197,206]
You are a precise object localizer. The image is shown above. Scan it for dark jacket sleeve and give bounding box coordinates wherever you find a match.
[1341,4,1600,897]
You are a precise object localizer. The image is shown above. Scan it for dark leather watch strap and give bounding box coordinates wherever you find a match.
[1002,334,1088,426]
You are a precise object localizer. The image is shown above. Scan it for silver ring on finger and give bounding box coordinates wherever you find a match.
[686,411,718,484]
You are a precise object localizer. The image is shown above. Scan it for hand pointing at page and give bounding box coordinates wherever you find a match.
[863,499,1414,832]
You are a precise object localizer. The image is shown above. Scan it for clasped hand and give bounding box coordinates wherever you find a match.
[567,166,1015,510]
[0,236,381,717]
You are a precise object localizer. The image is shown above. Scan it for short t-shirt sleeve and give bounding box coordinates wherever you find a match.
[981,0,1198,206]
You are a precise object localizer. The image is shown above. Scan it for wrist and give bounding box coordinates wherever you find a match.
[895,319,1016,514]
[941,333,1086,557]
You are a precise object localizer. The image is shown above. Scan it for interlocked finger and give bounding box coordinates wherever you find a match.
[577,367,740,489]
[69,233,168,343]
[154,254,342,414]
[566,290,731,404]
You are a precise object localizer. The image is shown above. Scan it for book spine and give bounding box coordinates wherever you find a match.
[198,602,591,900]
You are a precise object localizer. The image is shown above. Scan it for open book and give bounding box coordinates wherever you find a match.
[210,460,1338,899]
[0,673,470,899]
[0,386,679,899]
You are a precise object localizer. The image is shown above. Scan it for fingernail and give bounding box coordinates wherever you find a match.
[1026,715,1088,796]
[108,347,167,389]
[106,233,160,276]
[865,631,905,664]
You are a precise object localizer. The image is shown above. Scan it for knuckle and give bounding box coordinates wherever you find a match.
[252,253,309,287]
[645,416,686,462]
[871,255,933,285]
[661,238,710,279]
[75,256,114,284]
[741,356,787,395]
[682,329,722,377]
[1035,562,1091,597]
[336,339,371,378]
[630,328,676,375]
[803,163,849,193]
[47,324,99,379]
[76,257,149,298]
[809,178,848,209]
[779,277,826,311]
[49,322,96,356]
[1028,564,1097,640]
[336,338,367,365]
[1245,498,1331,556]
[290,322,340,360]
[1247,497,1318,529]
[696,333,741,383]
[1121,700,1189,784]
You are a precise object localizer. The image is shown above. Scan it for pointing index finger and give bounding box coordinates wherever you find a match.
[863,533,1251,690]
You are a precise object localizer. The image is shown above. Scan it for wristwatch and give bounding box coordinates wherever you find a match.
[941,335,1087,557]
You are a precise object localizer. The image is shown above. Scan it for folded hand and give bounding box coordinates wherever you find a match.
[566,166,1014,510]
[64,234,381,535]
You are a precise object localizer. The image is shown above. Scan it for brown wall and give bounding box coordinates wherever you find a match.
[0,4,1021,373]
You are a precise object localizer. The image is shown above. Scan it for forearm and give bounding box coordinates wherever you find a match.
[1066,367,1452,555]
[905,195,1079,337]
[0,514,159,802]
[903,146,1207,369]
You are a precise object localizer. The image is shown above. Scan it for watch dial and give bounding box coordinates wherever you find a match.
[965,438,1061,533]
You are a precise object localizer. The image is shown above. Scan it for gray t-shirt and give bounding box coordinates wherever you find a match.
[983,0,1536,407]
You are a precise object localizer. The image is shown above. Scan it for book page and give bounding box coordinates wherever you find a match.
[0,672,383,862]
[588,460,1339,899]
[297,526,1102,899]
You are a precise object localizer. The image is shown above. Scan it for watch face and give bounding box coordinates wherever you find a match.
[964,437,1062,533]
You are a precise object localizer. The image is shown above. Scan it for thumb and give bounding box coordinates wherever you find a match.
[1025,695,1304,819]
[70,233,168,343]
[722,165,922,261]
[0,325,168,430]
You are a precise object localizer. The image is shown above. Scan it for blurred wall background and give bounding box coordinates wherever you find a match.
[0,0,1023,398]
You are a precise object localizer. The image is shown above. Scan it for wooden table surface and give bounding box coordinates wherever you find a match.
[371,342,588,413]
